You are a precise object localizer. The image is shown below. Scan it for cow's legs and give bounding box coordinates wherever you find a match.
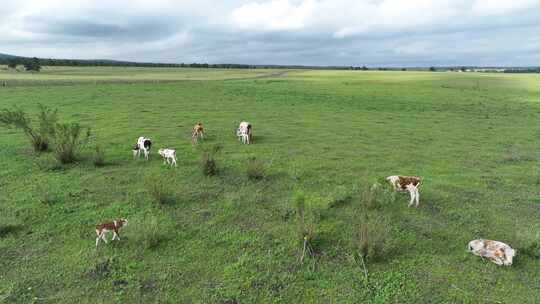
[407,187,415,207]
[414,187,420,207]
[101,232,108,244]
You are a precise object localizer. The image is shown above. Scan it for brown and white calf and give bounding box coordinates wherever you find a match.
[386,175,421,207]
[95,219,128,247]
[158,148,177,167]
[468,239,516,266]
[192,122,204,142]
[236,121,252,144]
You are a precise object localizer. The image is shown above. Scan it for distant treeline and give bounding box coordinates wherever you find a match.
[503,68,540,73]
[0,55,374,70]
[1,53,538,72]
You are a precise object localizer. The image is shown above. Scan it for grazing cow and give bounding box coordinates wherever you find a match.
[95,219,128,247]
[133,136,152,160]
[192,122,205,142]
[386,175,421,207]
[468,239,516,266]
[236,121,252,144]
[158,148,177,167]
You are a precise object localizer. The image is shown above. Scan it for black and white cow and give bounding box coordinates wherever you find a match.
[133,136,152,160]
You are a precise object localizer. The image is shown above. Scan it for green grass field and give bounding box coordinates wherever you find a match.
[1,67,540,303]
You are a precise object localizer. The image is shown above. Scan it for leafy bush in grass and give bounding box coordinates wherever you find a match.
[50,122,91,164]
[0,104,58,152]
[246,157,266,180]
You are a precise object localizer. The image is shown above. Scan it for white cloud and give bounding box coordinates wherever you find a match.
[231,0,317,30]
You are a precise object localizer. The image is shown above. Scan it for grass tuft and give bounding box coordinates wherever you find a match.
[246,157,266,181]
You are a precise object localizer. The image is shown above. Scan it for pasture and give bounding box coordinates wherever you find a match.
[1,67,540,303]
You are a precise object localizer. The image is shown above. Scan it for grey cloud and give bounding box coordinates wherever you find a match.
[1,0,540,66]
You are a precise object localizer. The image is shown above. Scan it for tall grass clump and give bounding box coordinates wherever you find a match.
[51,122,91,164]
[92,146,106,167]
[131,216,166,250]
[361,182,396,210]
[246,157,266,180]
[0,104,58,152]
[147,177,174,205]
[293,190,318,263]
[353,216,391,278]
[199,144,222,176]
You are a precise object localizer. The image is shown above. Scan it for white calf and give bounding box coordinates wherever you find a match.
[158,148,177,167]
[236,121,252,144]
[468,239,516,266]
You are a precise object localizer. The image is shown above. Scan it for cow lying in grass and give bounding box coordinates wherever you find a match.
[192,122,204,142]
[468,239,516,266]
[95,219,128,247]
[386,175,421,207]
[133,136,152,160]
[158,148,177,167]
[236,121,252,144]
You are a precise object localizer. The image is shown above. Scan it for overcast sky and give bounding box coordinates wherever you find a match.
[1,0,540,66]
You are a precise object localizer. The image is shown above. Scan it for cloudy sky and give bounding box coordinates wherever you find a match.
[1,0,540,66]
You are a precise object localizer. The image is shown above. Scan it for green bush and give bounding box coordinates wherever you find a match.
[199,144,222,176]
[51,122,91,164]
[0,104,58,152]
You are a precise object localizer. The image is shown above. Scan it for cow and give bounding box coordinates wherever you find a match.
[468,239,516,266]
[133,137,152,160]
[95,219,128,247]
[192,122,204,142]
[236,121,252,144]
[386,175,421,207]
[158,148,177,167]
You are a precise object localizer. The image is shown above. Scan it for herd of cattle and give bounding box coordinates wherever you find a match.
[96,121,516,266]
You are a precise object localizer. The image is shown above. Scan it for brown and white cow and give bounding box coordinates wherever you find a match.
[95,219,128,247]
[192,122,204,142]
[386,175,421,207]
[468,239,516,266]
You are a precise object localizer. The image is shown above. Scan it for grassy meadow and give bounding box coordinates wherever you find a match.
[1,67,540,303]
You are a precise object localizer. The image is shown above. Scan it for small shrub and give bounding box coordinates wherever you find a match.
[199,144,222,176]
[246,157,266,180]
[0,104,57,152]
[51,122,91,164]
[92,146,106,167]
[131,216,165,250]
[87,259,112,280]
[39,191,58,206]
[147,178,174,205]
[503,145,522,162]
[354,218,390,262]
